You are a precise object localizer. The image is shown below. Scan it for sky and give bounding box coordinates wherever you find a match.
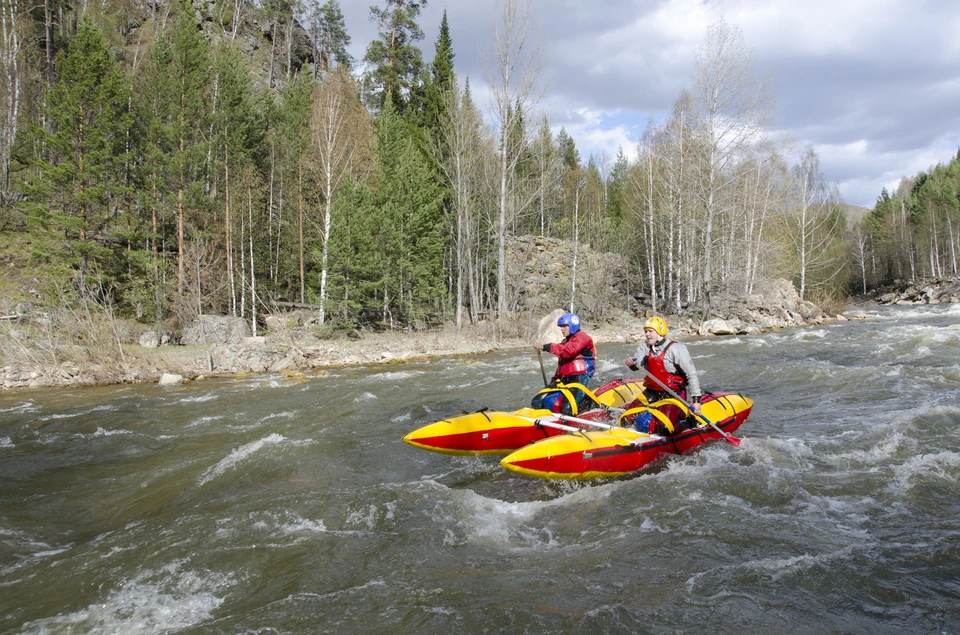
[339,0,960,209]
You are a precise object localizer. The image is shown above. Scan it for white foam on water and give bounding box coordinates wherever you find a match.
[596,358,626,373]
[18,562,233,635]
[826,432,911,467]
[253,511,327,536]
[447,489,557,550]
[197,433,286,486]
[700,336,745,347]
[800,494,875,539]
[889,451,960,494]
[261,410,297,422]
[636,516,670,533]
[436,480,627,551]
[345,504,380,530]
[793,328,828,340]
[31,546,72,558]
[292,578,386,602]
[92,426,132,437]
[686,545,857,592]
[0,400,39,414]
[444,376,501,390]
[188,414,224,427]
[390,412,411,423]
[369,370,421,381]
[354,392,377,402]
[743,437,816,467]
[39,411,83,421]
[178,392,218,403]
[0,436,13,448]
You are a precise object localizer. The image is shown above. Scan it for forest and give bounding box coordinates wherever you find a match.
[0,0,958,337]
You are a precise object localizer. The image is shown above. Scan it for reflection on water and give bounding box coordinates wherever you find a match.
[2,304,960,634]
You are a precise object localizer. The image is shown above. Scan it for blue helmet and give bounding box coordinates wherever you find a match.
[557,313,581,334]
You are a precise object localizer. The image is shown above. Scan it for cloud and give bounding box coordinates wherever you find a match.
[339,0,960,207]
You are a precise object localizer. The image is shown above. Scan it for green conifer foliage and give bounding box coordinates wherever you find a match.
[166,0,213,294]
[25,15,133,282]
[608,147,629,224]
[329,104,445,327]
[362,0,428,114]
[212,40,264,314]
[312,0,353,73]
[421,9,454,134]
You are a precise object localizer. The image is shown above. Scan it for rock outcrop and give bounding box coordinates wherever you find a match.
[872,277,960,305]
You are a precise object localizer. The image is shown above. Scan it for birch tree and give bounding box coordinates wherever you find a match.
[428,80,486,331]
[311,68,361,325]
[0,0,22,197]
[785,147,846,300]
[529,115,561,236]
[692,18,772,316]
[849,221,870,294]
[484,0,543,317]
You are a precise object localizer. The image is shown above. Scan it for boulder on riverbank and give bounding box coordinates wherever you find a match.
[871,276,960,306]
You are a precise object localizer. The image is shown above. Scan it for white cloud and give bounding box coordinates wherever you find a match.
[338,0,960,207]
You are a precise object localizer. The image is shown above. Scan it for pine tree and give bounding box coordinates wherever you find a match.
[361,0,428,114]
[556,127,580,169]
[311,0,353,75]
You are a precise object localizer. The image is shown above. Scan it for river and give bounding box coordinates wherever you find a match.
[1,304,959,634]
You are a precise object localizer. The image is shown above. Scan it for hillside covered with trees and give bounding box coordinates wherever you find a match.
[0,0,953,342]
[853,153,960,293]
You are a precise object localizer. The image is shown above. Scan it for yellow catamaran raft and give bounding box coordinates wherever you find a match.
[499,391,753,479]
[402,378,649,455]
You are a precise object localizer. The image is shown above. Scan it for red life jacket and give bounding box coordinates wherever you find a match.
[643,341,685,391]
[552,331,596,381]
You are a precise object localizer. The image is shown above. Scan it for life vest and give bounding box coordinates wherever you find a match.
[558,356,587,377]
[555,331,596,379]
[643,341,685,391]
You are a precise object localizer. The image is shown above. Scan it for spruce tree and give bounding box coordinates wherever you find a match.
[167,0,213,295]
[421,9,454,134]
[608,146,629,224]
[26,15,133,283]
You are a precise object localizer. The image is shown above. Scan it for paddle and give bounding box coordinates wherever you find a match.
[518,414,602,433]
[557,413,656,445]
[637,366,741,447]
[555,413,617,430]
[533,310,564,387]
[536,349,549,387]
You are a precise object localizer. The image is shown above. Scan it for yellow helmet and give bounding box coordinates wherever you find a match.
[643,316,668,337]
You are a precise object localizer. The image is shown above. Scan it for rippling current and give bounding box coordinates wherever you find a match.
[1,304,959,634]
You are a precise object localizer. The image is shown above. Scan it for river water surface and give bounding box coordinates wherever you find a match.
[2,304,959,634]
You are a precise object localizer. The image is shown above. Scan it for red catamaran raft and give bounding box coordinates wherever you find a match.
[403,378,754,479]
[499,391,753,480]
